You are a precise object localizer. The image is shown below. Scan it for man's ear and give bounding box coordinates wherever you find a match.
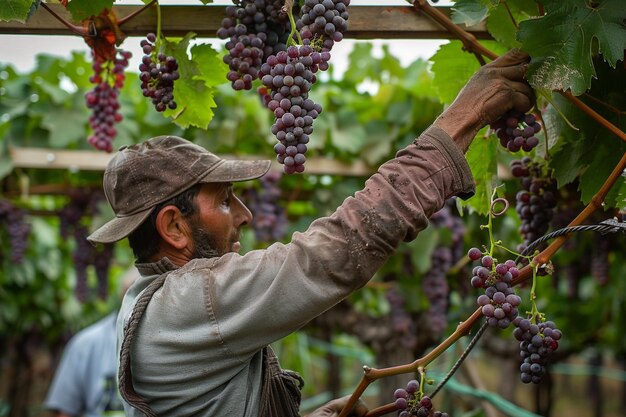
[154,205,191,250]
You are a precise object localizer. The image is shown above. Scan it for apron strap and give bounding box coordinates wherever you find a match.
[118,273,168,417]
[258,345,304,417]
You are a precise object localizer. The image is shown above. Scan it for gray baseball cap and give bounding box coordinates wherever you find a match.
[87,135,271,244]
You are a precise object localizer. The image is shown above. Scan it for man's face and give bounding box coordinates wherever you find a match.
[187,182,253,259]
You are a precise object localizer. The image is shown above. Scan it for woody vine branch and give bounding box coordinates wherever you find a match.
[338,2,626,416]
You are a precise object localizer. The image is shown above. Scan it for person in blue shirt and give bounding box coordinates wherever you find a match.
[44,268,138,417]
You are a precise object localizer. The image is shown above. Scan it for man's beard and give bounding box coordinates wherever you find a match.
[189,221,222,260]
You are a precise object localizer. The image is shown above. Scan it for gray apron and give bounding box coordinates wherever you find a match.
[118,273,303,417]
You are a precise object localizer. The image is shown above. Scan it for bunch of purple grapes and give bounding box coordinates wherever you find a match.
[512,317,562,384]
[468,248,522,329]
[0,199,31,264]
[393,380,448,417]
[219,0,350,173]
[296,0,350,51]
[386,286,417,350]
[58,189,114,301]
[217,0,294,90]
[259,45,326,173]
[85,49,131,152]
[422,247,451,336]
[421,200,466,336]
[490,110,542,153]
[225,32,267,90]
[241,170,289,241]
[139,32,179,112]
[510,157,558,250]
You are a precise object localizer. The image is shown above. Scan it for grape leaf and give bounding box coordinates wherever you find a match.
[0,0,33,23]
[463,129,498,216]
[486,0,537,49]
[189,43,227,88]
[450,0,491,27]
[518,0,626,96]
[66,0,113,21]
[549,131,592,188]
[160,35,223,129]
[431,41,481,104]
[430,40,509,104]
[578,136,626,208]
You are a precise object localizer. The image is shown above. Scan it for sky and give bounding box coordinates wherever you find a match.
[0,0,454,75]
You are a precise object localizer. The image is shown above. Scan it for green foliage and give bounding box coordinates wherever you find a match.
[464,129,498,215]
[0,0,34,23]
[518,0,626,96]
[160,34,225,129]
[548,58,626,209]
[450,0,492,27]
[66,0,113,21]
[486,0,537,48]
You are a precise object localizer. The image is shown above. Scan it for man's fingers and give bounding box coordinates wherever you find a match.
[494,61,531,82]
[351,399,369,417]
[508,80,536,113]
[488,49,531,67]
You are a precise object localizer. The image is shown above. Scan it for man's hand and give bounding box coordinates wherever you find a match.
[433,49,535,152]
[304,395,368,417]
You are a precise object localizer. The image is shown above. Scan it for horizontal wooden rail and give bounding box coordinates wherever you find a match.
[0,4,490,40]
[9,147,374,176]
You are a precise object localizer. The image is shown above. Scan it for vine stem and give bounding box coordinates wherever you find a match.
[339,3,626,416]
[118,0,158,26]
[156,0,162,40]
[338,309,483,417]
[40,1,157,38]
[40,2,85,35]
[283,0,303,46]
[341,150,624,416]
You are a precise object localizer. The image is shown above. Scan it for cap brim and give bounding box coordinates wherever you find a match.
[87,208,152,245]
[200,159,272,183]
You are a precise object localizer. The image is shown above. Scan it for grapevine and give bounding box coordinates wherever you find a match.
[217,0,295,90]
[0,199,31,265]
[85,48,131,152]
[392,375,449,417]
[490,110,542,153]
[467,190,562,384]
[259,45,326,173]
[240,170,289,242]
[58,189,115,302]
[80,9,130,152]
[139,32,180,112]
[422,200,465,336]
[219,0,350,173]
[510,157,558,251]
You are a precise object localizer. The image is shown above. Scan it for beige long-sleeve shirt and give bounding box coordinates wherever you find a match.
[117,125,475,417]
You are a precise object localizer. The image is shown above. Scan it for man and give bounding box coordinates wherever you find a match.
[87,49,535,417]
[45,268,139,417]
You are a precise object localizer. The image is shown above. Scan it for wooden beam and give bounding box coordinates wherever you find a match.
[9,147,374,177]
[9,147,113,171]
[0,4,490,40]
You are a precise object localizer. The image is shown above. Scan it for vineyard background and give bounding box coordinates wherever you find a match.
[1,1,625,417]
